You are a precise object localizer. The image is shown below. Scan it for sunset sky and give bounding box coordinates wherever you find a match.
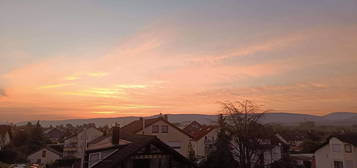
[1,0,357,122]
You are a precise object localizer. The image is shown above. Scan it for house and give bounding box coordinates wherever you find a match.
[261,134,289,166]
[28,144,63,165]
[120,115,194,157]
[278,131,305,152]
[0,125,11,150]
[85,126,196,168]
[314,134,357,168]
[183,121,219,159]
[63,127,103,159]
[229,132,289,168]
[44,128,65,143]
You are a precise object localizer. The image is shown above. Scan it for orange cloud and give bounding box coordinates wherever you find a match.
[39,83,74,89]
[1,23,357,122]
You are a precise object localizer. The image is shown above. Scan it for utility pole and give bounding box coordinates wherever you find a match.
[81,128,88,168]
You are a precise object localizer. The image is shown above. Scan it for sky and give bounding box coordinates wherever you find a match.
[1,0,357,122]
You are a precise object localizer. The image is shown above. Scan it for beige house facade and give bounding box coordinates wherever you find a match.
[28,147,62,165]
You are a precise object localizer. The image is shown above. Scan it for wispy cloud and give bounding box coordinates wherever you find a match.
[39,83,74,89]
[1,19,357,121]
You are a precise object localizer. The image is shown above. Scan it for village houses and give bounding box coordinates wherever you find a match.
[63,127,103,159]
[85,125,196,168]
[44,127,65,143]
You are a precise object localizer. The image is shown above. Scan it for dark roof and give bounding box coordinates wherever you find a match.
[334,134,357,146]
[0,125,11,138]
[64,127,102,140]
[191,125,218,141]
[121,117,193,138]
[48,144,64,154]
[120,117,161,134]
[90,133,196,168]
[88,135,110,145]
[45,128,64,136]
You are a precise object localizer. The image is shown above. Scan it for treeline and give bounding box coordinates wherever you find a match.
[0,121,48,163]
[0,121,108,164]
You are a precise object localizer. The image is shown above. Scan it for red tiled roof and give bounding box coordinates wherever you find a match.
[191,125,218,141]
[121,117,161,134]
[183,121,202,135]
[183,121,218,141]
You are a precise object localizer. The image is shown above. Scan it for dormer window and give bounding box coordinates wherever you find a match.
[345,144,352,153]
[152,125,159,133]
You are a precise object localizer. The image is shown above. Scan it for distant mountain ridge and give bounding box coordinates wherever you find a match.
[11,112,357,127]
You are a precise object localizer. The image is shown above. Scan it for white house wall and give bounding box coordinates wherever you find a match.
[315,137,357,168]
[28,148,61,165]
[192,128,218,158]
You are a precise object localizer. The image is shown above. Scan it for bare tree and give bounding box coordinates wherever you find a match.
[222,99,269,168]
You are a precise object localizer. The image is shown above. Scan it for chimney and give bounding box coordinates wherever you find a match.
[164,114,168,121]
[140,117,145,135]
[112,123,120,145]
[218,114,224,126]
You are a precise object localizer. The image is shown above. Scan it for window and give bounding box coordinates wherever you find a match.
[334,161,343,168]
[152,125,159,133]
[89,152,101,162]
[332,144,342,152]
[42,150,46,157]
[89,152,102,168]
[161,125,168,133]
[345,144,352,153]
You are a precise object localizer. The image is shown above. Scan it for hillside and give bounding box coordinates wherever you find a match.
[13,112,357,127]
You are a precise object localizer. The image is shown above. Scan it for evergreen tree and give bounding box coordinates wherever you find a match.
[28,121,46,153]
[199,114,237,168]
